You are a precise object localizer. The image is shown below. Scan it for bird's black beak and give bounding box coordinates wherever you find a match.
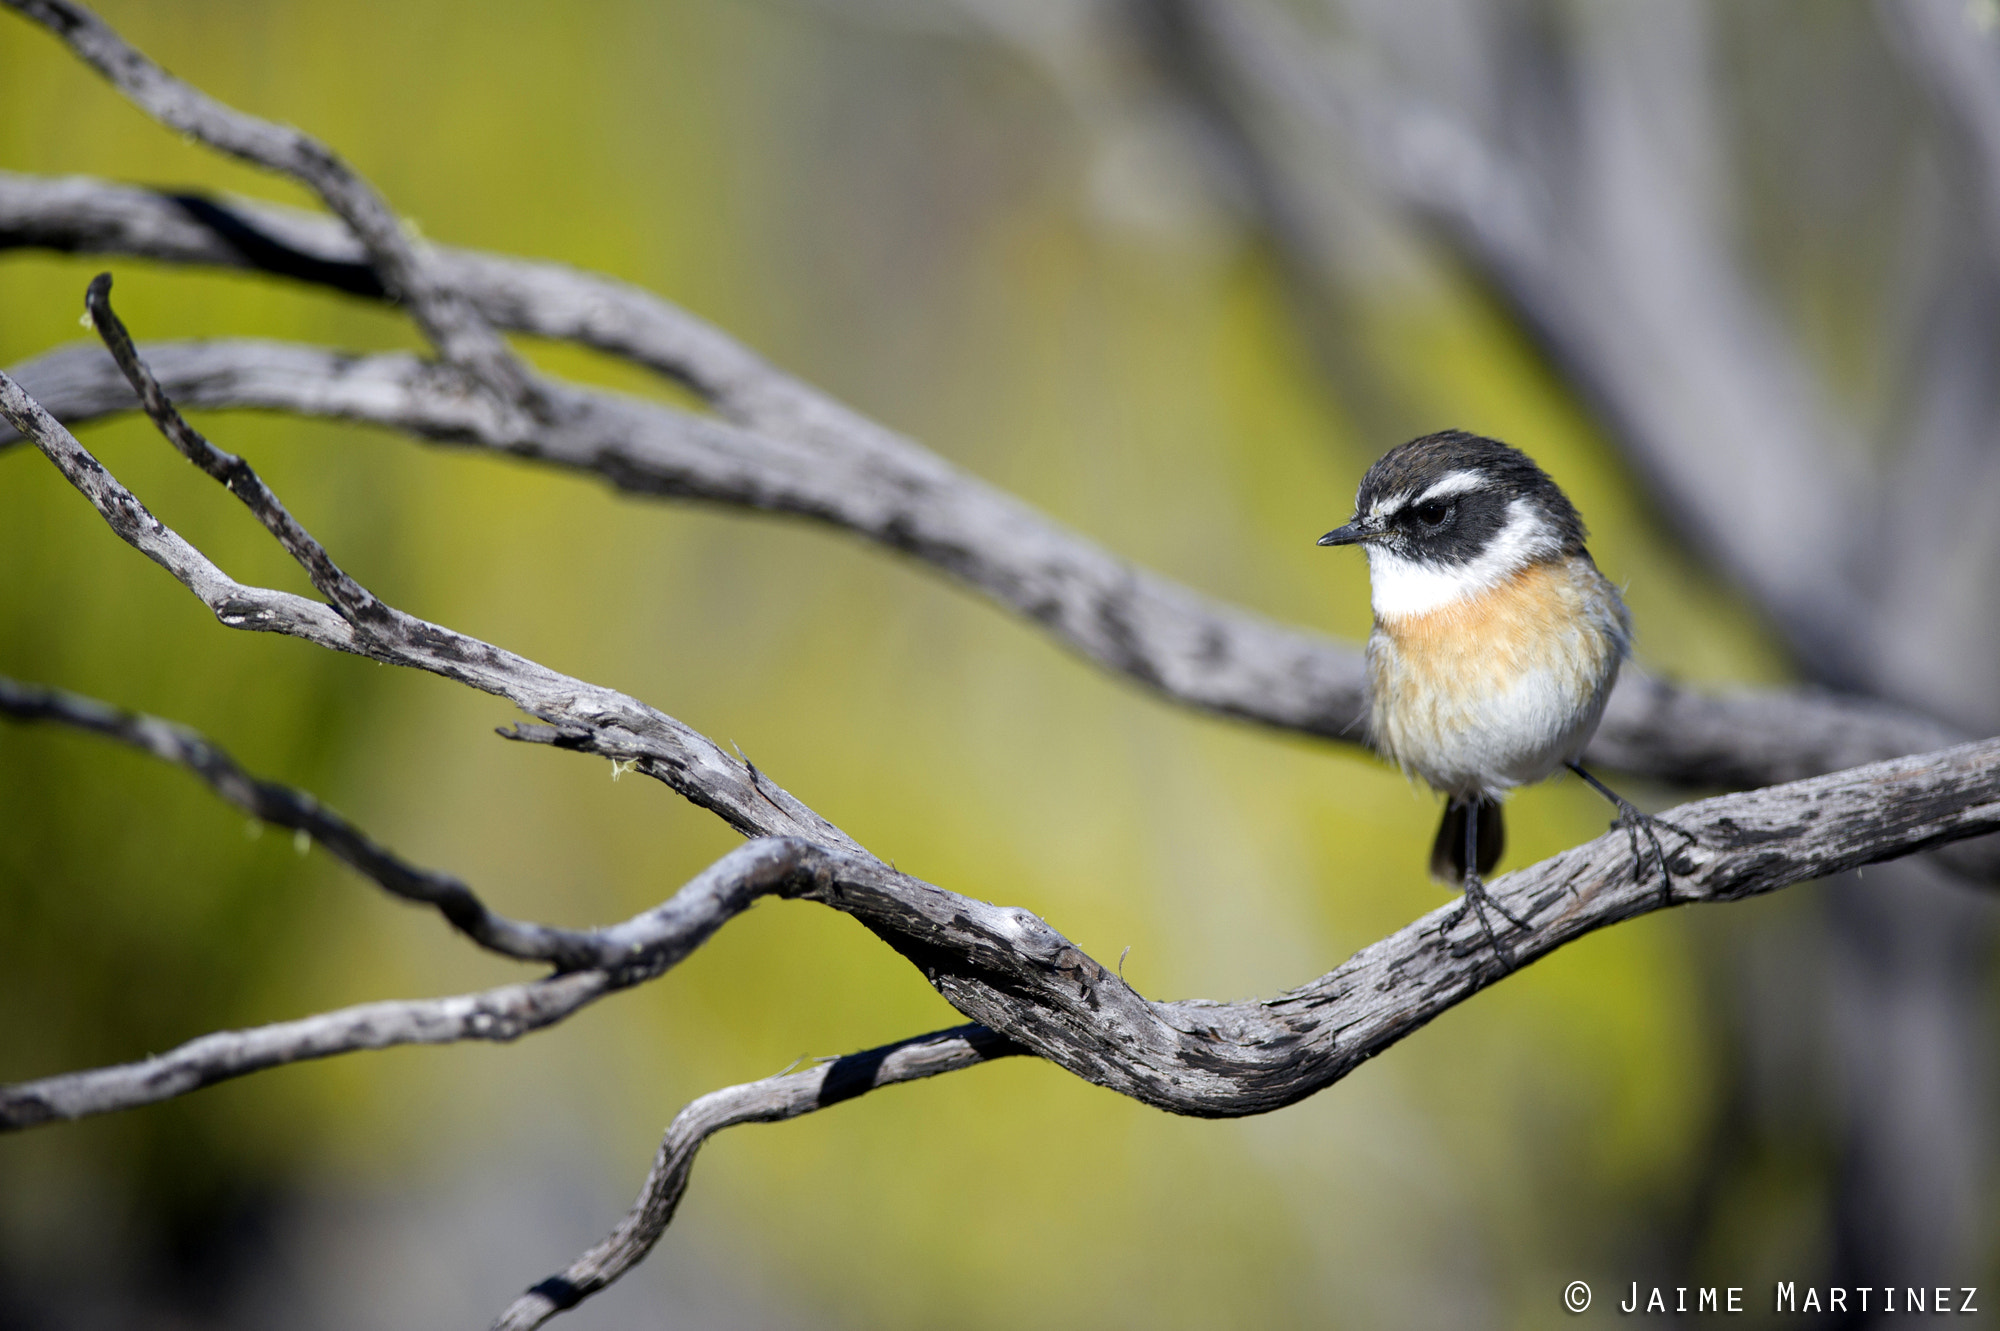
[1317,519,1371,547]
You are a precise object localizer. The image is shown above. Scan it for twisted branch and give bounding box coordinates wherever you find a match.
[492,1024,1025,1331]
[5,288,1999,1115]
[491,728,2000,1327]
[3,291,1999,1320]
[3,7,1997,1322]
[0,675,606,966]
[0,279,1973,808]
[1,0,535,409]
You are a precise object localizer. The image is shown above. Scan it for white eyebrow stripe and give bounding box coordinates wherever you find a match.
[1369,490,1413,518]
[1414,470,1486,504]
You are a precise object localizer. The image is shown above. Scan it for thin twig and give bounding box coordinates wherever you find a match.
[492,1024,1025,1330]
[81,272,388,628]
[0,837,848,1128]
[2,674,601,967]
[0,0,535,410]
[0,972,613,1129]
[0,362,855,853]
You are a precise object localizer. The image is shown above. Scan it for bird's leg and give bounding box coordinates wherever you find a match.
[1566,763,1696,906]
[1441,797,1530,967]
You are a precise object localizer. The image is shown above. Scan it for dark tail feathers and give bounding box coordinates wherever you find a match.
[1430,795,1504,885]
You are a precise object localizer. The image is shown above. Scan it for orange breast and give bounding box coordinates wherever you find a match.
[1365,556,1627,792]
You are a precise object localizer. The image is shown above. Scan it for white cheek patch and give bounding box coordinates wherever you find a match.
[1364,498,1561,620]
[1363,547,1471,618]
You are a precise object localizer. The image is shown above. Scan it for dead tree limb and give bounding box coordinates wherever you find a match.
[493,1024,1026,1330]
[6,315,2000,1320]
[4,5,1998,1321]
[0,173,1976,808]
[0,973,616,1128]
[0,675,608,967]
[2,0,534,409]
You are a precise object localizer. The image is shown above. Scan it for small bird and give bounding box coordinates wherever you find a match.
[1318,430,1682,957]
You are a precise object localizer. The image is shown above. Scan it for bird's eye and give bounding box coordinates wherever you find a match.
[1413,499,1454,528]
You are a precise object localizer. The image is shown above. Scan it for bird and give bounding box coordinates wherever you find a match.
[1317,429,1686,959]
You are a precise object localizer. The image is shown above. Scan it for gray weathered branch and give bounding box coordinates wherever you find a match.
[13,658,1995,1143]
[0,357,854,852]
[1,0,535,410]
[82,271,392,628]
[0,972,614,1129]
[491,1024,1025,1331]
[493,729,2000,1328]
[1,673,648,969]
[0,245,1974,807]
[0,158,1977,792]
[0,836,890,1129]
[8,299,2000,1323]
[9,328,2000,1118]
[13,607,1998,1132]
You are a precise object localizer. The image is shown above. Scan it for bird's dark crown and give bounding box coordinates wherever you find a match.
[1332,430,1587,568]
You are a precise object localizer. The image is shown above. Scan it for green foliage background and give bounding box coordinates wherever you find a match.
[0,2,1826,1325]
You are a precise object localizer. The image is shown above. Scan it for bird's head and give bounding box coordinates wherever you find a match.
[1318,430,1587,617]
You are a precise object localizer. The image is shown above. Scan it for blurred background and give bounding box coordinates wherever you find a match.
[0,0,1995,1326]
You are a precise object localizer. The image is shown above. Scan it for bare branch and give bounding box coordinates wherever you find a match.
[492,1024,1024,1331]
[0,0,534,408]
[4,324,1980,818]
[0,674,614,967]
[7,172,1982,799]
[8,169,1992,780]
[7,339,2000,1314]
[0,837,863,1127]
[0,168,909,441]
[0,362,854,851]
[81,271,389,628]
[518,735,2000,1325]
[0,971,614,1129]
[9,718,1999,1126]
[2,329,1375,754]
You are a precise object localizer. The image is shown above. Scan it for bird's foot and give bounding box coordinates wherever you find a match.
[1567,763,1698,907]
[1441,871,1532,970]
[1607,803,1698,906]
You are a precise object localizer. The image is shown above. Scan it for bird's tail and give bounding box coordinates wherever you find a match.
[1430,795,1505,886]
